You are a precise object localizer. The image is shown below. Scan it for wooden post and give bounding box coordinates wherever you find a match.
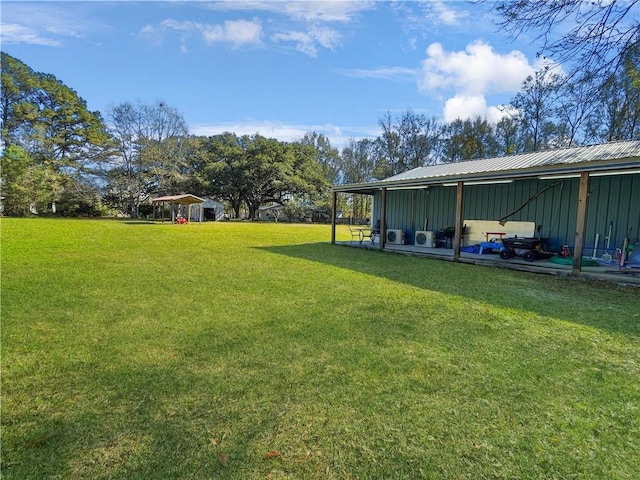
[331,191,337,244]
[410,190,416,233]
[453,181,464,261]
[380,187,387,250]
[572,172,590,275]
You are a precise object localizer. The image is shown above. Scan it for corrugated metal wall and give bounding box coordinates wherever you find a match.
[586,174,640,255]
[371,174,640,254]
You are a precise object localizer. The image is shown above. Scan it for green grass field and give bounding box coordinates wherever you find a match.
[2,218,639,479]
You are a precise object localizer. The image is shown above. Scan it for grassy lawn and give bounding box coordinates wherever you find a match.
[2,218,639,479]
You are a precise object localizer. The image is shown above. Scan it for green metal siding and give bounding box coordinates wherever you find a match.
[587,174,640,254]
[373,174,640,253]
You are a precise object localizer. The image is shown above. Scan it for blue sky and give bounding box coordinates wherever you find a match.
[1,1,551,148]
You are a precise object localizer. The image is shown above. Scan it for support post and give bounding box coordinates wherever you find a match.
[331,191,337,244]
[453,181,464,261]
[572,172,590,275]
[380,187,387,250]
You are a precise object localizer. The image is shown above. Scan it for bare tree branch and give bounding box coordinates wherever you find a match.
[493,0,640,81]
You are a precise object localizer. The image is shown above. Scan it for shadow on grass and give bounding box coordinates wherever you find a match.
[1,362,270,479]
[5,245,639,479]
[258,242,640,338]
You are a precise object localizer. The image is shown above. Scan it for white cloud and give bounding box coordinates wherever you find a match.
[420,40,534,95]
[390,0,471,41]
[191,120,378,150]
[206,1,372,23]
[192,121,304,142]
[272,25,341,57]
[180,39,189,54]
[0,23,62,47]
[420,40,537,122]
[205,1,370,56]
[432,1,467,26]
[443,95,506,124]
[338,66,417,81]
[158,13,352,54]
[0,3,103,46]
[139,24,164,46]
[311,25,342,49]
[272,31,317,56]
[150,18,263,47]
[203,19,263,45]
[275,1,372,22]
[161,19,197,33]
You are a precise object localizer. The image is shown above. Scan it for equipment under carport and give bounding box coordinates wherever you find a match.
[499,237,552,262]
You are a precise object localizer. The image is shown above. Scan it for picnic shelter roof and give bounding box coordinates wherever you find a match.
[151,194,204,205]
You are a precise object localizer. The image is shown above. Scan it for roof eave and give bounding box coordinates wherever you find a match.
[151,194,205,204]
[332,157,640,193]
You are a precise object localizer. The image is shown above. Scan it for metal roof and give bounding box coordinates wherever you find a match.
[333,140,640,194]
[151,194,205,204]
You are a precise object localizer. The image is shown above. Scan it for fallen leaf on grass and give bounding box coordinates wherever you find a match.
[217,453,228,465]
[264,450,281,459]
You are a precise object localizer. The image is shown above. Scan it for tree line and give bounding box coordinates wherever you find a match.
[1,37,638,218]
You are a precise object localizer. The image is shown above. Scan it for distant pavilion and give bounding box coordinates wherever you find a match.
[151,194,204,223]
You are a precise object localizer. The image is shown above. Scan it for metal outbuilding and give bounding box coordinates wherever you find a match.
[331,140,640,277]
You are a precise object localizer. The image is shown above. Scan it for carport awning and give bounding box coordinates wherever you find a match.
[151,194,204,205]
[151,194,205,224]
